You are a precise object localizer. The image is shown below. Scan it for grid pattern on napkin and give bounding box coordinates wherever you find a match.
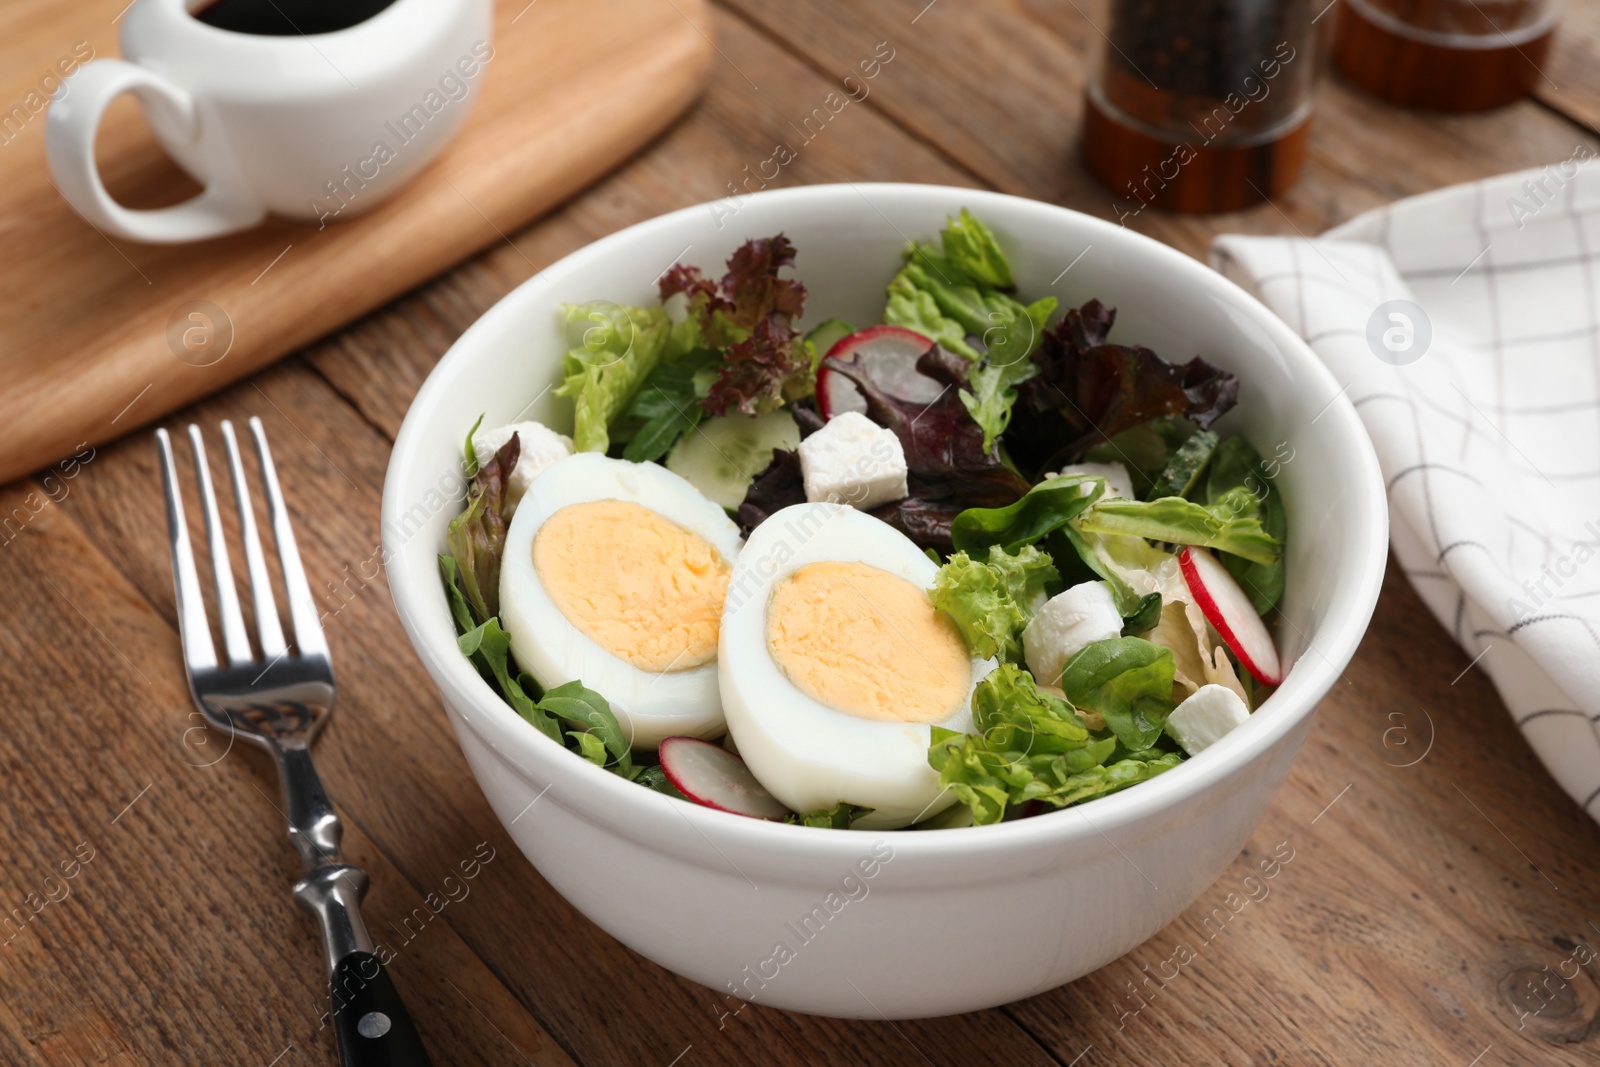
[1212,158,1600,823]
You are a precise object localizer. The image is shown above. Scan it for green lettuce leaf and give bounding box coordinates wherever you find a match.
[940,207,1015,290]
[1051,524,1142,615]
[573,730,608,766]
[885,270,974,358]
[1073,491,1281,566]
[971,664,1094,755]
[1205,436,1288,614]
[1040,751,1183,806]
[1057,637,1177,751]
[966,302,1056,454]
[788,802,873,829]
[438,556,478,638]
[555,302,700,454]
[927,730,1012,825]
[931,545,1058,662]
[926,662,1182,825]
[882,211,1057,450]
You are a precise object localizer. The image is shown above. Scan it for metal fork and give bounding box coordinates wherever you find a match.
[158,418,432,1067]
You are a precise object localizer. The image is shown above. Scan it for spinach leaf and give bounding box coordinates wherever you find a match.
[1082,417,1197,496]
[1057,637,1177,751]
[1121,591,1164,636]
[949,474,1104,555]
[949,476,1151,614]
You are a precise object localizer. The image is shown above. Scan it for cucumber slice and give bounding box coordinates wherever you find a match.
[1146,429,1218,500]
[804,318,855,367]
[666,410,801,509]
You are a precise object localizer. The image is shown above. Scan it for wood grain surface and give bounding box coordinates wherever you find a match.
[3,1,1600,1065]
[0,0,712,487]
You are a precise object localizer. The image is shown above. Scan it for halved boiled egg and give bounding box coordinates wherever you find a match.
[718,503,994,829]
[499,453,743,748]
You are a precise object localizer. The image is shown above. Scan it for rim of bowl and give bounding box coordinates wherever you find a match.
[383,183,1389,865]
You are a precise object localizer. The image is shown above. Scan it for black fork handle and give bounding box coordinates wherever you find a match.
[330,951,433,1067]
[281,743,432,1067]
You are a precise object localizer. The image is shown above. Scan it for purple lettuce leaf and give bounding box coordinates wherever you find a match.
[1009,299,1239,476]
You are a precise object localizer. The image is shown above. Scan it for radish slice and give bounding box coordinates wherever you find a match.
[816,325,948,419]
[1178,546,1283,687]
[658,736,792,820]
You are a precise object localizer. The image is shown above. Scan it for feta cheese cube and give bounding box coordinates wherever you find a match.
[1165,684,1250,756]
[470,420,574,511]
[797,411,908,511]
[1022,580,1123,686]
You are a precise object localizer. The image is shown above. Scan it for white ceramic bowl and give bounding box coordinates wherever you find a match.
[382,184,1388,1018]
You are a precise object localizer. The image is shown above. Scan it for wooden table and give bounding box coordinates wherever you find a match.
[5,2,1600,1064]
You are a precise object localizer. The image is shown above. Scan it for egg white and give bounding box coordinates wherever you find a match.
[719,503,993,829]
[499,453,744,748]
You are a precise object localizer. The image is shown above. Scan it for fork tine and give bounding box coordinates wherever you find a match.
[188,425,254,666]
[221,420,288,660]
[248,416,329,660]
[156,428,218,673]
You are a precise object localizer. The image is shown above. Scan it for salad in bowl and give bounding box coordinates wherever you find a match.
[438,209,1289,832]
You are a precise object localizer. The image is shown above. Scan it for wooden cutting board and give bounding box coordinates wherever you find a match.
[0,0,712,485]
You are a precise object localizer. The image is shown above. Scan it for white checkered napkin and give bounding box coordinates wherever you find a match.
[1212,158,1600,824]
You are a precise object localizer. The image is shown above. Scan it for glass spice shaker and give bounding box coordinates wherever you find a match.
[1333,0,1560,111]
[1081,0,1324,216]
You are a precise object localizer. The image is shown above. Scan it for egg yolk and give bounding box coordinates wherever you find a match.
[533,500,731,672]
[766,561,971,723]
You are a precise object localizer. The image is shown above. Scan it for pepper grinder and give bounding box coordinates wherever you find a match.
[1333,0,1560,111]
[1082,0,1324,216]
